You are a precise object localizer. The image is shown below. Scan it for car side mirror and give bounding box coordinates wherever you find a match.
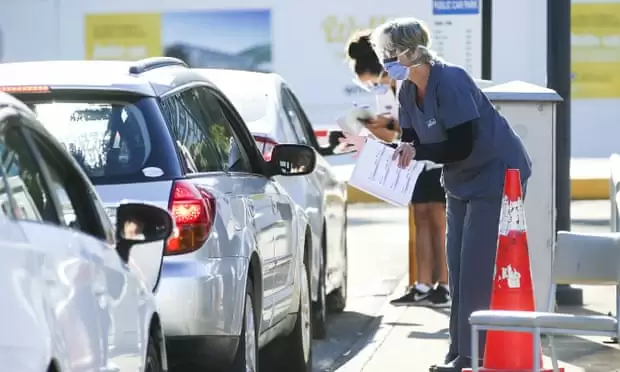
[267,144,317,177]
[115,202,174,292]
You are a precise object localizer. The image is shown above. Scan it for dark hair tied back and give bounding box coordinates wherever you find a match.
[345,30,383,77]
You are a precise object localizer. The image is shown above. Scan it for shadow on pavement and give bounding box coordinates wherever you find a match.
[313,311,383,372]
[407,327,449,340]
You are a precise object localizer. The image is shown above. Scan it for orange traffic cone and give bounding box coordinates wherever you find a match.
[463,169,562,372]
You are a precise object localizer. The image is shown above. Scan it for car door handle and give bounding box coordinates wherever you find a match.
[247,200,255,216]
[271,200,278,213]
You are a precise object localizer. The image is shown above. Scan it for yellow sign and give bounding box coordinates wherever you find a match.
[84,13,162,60]
[321,15,393,60]
[571,3,620,99]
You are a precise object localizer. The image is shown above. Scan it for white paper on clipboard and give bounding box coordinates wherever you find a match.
[348,139,425,206]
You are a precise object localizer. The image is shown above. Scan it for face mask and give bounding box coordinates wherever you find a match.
[370,84,390,95]
[384,60,410,80]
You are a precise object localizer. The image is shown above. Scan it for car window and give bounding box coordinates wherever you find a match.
[281,88,310,145]
[16,91,178,186]
[193,87,252,173]
[28,128,106,239]
[282,88,320,148]
[0,125,54,223]
[160,90,226,173]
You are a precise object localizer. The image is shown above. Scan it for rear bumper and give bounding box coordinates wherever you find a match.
[156,257,249,338]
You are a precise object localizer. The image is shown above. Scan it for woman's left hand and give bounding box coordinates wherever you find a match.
[338,132,366,157]
[392,142,416,168]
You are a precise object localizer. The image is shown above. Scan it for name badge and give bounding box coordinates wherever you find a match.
[426,118,437,128]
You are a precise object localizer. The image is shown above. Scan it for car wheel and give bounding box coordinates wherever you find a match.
[144,336,162,372]
[230,279,258,372]
[312,247,328,339]
[261,263,312,372]
[327,217,348,313]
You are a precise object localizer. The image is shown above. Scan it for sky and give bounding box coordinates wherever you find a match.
[161,9,271,54]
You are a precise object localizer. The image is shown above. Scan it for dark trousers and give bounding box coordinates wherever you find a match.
[446,183,527,359]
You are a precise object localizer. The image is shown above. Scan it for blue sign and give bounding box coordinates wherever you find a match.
[433,0,481,15]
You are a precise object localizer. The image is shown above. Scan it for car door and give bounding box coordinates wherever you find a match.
[192,86,298,325]
[284,87,348,289]
[0,118,58,372]
[175,86,281,330]
[24,127,144,371]
[0,119,107,371]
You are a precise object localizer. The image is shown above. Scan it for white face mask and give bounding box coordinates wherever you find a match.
[352,72,391,95]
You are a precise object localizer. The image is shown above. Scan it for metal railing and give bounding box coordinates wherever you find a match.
[609,154,620,232]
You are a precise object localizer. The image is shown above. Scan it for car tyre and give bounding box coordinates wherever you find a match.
[261,263,312,372]
[144,336,163,372]
[230,279,258,372]
[312,247,328,339]
[327,216,348,313]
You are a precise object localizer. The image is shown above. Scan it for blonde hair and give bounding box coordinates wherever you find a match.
[370,17,436,66]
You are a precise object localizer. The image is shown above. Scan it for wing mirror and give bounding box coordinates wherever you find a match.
[115,202,174,292]
[267,144,317,177]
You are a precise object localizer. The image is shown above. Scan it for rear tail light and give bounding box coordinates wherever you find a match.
[314,129,329,147]
[253,135,278,161]
[165,180,216,256]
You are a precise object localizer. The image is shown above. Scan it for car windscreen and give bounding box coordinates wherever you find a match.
[15,91,179,185]
[211,84,269,123]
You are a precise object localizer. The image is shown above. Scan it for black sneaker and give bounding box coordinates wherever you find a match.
[429,285,452,308]
[390,287,433,307]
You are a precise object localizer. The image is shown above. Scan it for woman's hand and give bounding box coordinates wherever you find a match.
[338,132,366,158]
[392,142,416,168]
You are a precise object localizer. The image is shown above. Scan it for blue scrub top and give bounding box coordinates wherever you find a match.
[398,60,532,200]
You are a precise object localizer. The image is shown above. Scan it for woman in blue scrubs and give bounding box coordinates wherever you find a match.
[370,18,532,372]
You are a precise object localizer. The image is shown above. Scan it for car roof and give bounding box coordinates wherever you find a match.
[0,91,39,120]
[194,68,283,135]
[195,68,283,87]
[0,60,217,97]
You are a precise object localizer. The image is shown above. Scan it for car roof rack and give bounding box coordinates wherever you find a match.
[129,57,188,74]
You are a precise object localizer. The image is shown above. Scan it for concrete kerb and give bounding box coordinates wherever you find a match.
[334,276,409,372]
[347,178,610,204]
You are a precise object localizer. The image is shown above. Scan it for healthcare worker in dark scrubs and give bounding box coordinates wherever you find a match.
[370,18,532,372]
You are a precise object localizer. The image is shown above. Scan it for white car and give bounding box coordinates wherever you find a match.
[0,91,174,372]
[196,68,349,339]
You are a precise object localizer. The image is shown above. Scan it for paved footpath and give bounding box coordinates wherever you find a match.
[336,201,620,372]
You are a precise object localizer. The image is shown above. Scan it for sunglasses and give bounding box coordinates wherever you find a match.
[382,49,410,65]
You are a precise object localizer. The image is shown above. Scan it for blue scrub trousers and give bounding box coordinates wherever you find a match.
[446,184,527,359]
[446,195,503,360]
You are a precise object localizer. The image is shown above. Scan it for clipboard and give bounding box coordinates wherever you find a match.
[348,139,425,206]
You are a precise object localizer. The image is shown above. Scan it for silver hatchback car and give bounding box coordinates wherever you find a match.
[0,58,318,371]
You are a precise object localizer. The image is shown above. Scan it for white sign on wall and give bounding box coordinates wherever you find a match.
[431,0,482,79]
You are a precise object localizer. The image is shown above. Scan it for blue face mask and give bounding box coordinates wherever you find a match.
[384,60,409,81]
[370,84,390,95]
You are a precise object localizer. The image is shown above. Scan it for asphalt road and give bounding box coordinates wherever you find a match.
[312,203,410,371]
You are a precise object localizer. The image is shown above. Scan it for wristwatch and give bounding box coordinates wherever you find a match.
[386,118,396,131]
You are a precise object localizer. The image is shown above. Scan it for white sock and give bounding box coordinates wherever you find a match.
[415,283,431,293]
